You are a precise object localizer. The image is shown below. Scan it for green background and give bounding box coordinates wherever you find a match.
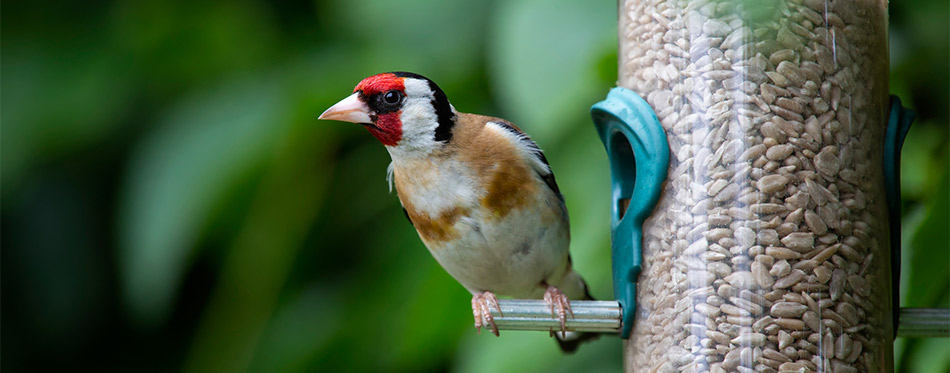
[2,0,946,371]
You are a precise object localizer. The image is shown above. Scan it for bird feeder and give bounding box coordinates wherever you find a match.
[590,0,941,371]
[488,1,947,370]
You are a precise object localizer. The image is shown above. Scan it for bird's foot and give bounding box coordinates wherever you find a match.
[471,291,502,337]
[543,285,574,338]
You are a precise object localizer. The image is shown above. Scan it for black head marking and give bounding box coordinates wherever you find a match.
[363,89,404,116]
[391,72,457,143]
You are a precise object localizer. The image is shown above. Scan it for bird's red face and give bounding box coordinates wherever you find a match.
[320,73,408,146]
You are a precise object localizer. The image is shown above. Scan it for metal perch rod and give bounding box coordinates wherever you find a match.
[898,308,950,338]
[490,300,621,333]
[490,301,949,338]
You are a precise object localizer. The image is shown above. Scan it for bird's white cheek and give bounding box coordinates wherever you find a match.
[400,104,432,127]
[389,97,439,153]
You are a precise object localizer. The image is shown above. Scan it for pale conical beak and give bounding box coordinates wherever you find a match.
[319,93,373,124]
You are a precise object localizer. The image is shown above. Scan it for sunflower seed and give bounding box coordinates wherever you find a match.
[621,0,890,369]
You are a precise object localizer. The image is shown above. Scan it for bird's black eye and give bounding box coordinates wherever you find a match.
[383,90,402,105]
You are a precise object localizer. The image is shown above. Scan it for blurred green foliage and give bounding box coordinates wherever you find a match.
[1,0,946,372]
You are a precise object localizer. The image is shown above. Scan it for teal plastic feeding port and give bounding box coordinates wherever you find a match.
[884,95,915,336]
[590,87,669,338]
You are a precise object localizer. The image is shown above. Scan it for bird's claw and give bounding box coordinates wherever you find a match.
[543,286,574,338]
[472,291,502,337]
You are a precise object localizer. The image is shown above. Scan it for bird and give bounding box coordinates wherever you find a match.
[319,71,598,352]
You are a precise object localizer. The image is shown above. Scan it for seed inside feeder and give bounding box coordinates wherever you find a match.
[619,0,892,371]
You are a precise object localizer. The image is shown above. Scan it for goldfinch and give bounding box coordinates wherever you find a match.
[320,72,597,352]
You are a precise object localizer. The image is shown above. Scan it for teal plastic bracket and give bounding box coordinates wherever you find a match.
[884,95,915,337]
[591,87,669,339]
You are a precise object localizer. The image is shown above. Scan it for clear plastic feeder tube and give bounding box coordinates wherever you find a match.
[618,0,892,371]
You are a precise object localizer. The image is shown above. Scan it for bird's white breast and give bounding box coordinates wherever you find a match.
[391,153,569,299]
